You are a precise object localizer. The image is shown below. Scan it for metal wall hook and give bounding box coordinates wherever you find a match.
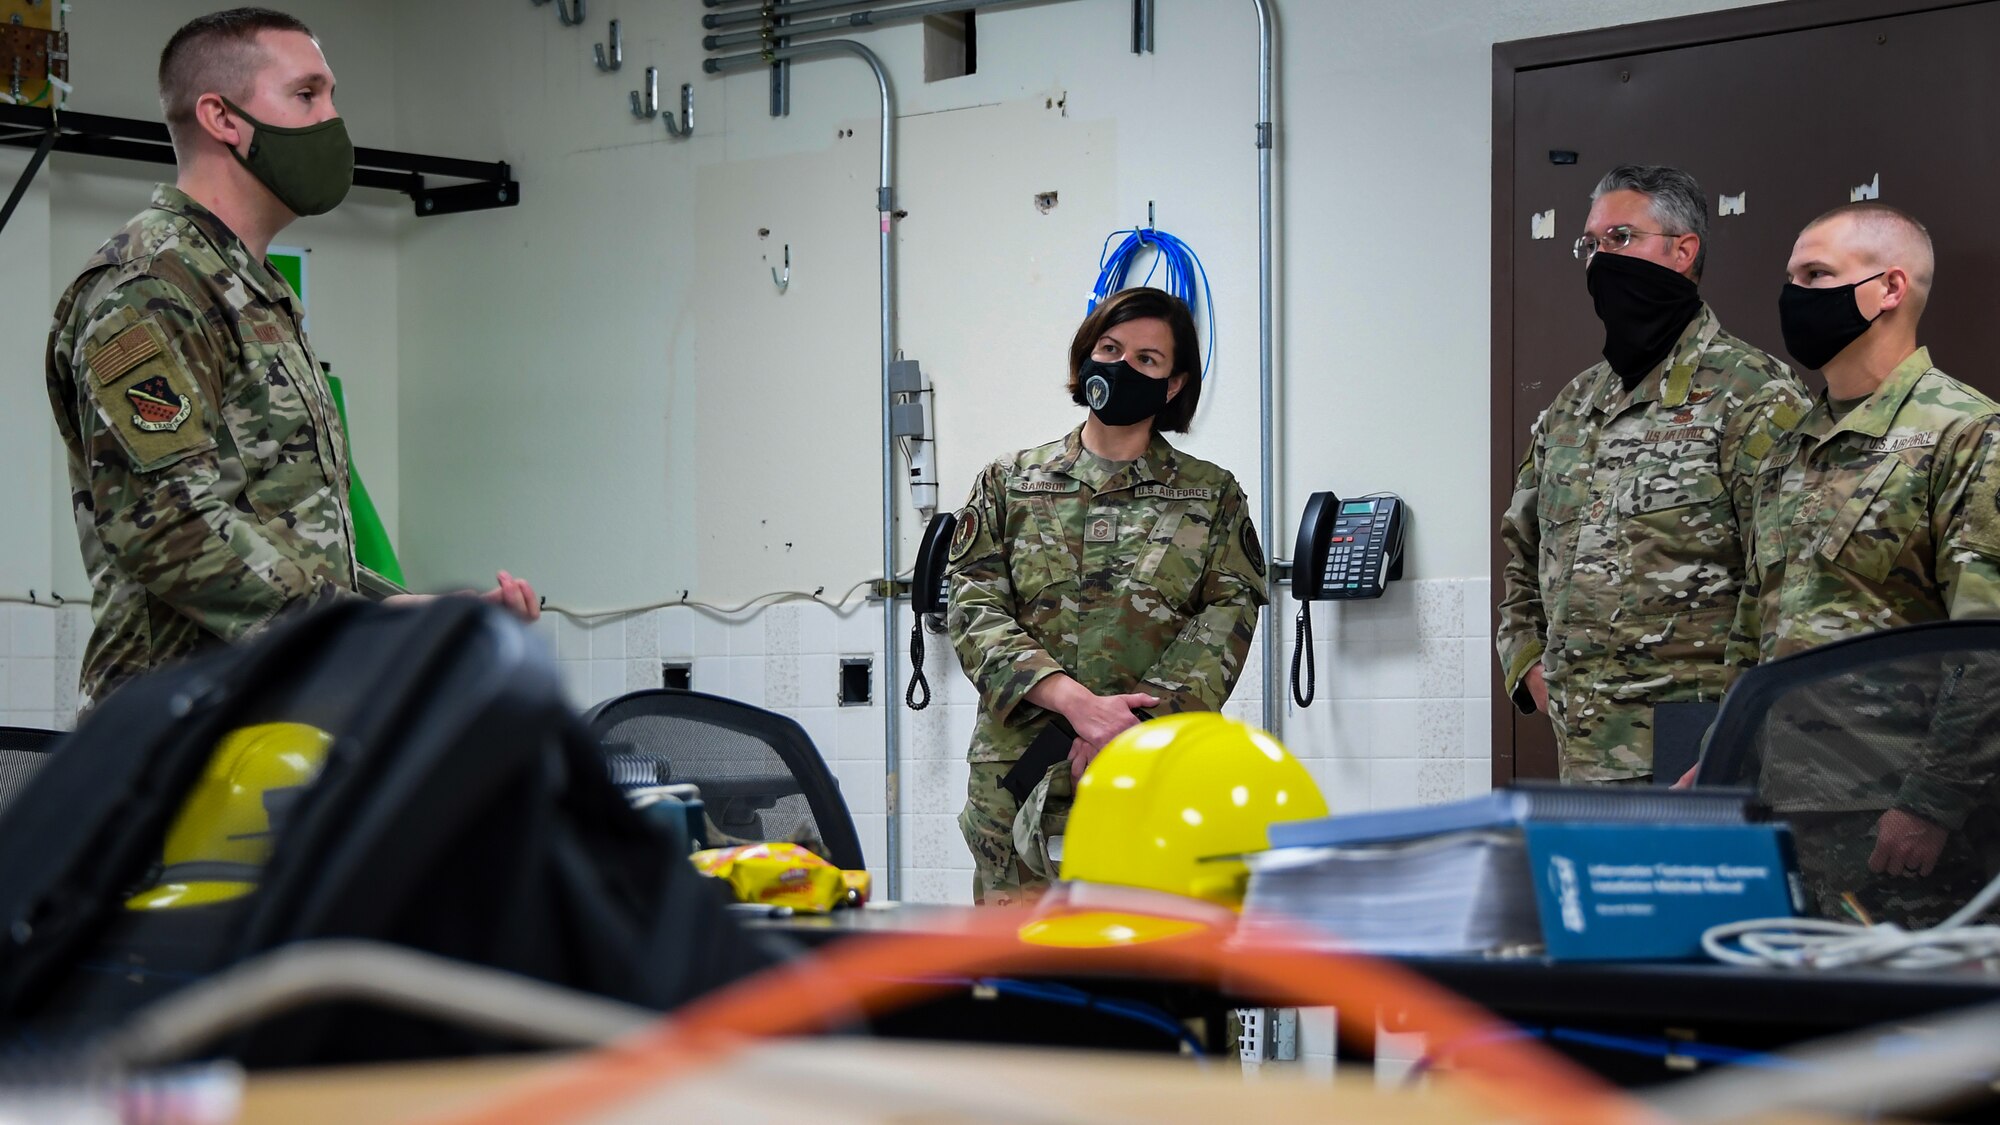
[630,66,659,119]
[555,0,585,26]
[771,244,790,293]
[593,20,622,71]
[663,83,695,138]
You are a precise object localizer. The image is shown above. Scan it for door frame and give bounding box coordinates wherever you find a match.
[1486,0,1984,785]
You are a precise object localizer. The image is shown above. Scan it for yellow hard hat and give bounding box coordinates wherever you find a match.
[125,721,334,911]
[1057,712,1327,911]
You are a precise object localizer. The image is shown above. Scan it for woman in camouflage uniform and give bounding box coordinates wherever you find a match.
[945,288,1268,905]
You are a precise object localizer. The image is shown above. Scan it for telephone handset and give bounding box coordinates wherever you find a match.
[906,511,959,710]
[1289,492,1407,708]
[913,511,958,617]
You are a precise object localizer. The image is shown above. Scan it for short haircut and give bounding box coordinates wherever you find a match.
[1067,287,1204,434]
[159,8,314,153]
[1805,201,1936,298]
[1592,164,1709,281]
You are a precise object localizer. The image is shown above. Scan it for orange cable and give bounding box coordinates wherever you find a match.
[423,908,1660,1125]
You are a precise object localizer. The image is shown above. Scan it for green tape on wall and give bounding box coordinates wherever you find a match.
[328,374,406,585]
[266,248,402,584]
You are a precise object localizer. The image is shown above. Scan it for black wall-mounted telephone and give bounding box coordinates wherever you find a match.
[913,511,957,617]
[1289,492,1408,709]
[906,511,958,710]
[1293,492,1405,601]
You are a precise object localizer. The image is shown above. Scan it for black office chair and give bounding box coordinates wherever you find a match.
[1695,620,2000,927]
[582,689,865,871]
[0,726,63,817]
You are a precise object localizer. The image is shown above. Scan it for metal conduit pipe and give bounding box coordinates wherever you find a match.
[704,0,1051,52]
[1252,0,1281,737]
[705,0,882,31]
[705,40,903,899]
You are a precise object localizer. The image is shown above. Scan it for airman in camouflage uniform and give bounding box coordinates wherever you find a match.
[1498,165,1809,783]
[1749,349,2000,660]
[1747,350,2000,925]
[948,426,1266,904]
[47,185,358,708]
[1742,202,2000,926]
[1498,306,1807,780]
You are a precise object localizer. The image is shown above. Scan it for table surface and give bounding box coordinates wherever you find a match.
[742,901,2000,1031]
[236,1036,1860,1125]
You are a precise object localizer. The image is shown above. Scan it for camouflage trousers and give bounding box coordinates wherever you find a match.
[1786,810,1991,929]
[959,761,1072,906]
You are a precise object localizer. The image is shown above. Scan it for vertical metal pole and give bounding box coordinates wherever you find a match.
[1132,0,1155,53]
[867,56,901,902]
[709,41,897,894]
[1253,0,1280,737]
[770,0,792,116]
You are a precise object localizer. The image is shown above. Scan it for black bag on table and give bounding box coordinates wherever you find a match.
[0,598,776,1066]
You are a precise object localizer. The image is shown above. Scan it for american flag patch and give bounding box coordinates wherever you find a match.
[89,323,161,384]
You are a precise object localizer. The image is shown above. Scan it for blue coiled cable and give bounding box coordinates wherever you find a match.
[1090,227,1216,379]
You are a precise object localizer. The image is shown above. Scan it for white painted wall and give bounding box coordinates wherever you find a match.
[388,0,1758,609]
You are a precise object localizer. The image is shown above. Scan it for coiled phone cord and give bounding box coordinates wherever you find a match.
[906,619,932,710]
[1292,603,1315,708]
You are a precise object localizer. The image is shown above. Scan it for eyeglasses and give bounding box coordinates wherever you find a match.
[1572,225,1672,261]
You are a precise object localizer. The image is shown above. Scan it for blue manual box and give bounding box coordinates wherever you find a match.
[1524,823,1806,961]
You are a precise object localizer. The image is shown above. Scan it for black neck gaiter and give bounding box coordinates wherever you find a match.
[1586,252,1702,389]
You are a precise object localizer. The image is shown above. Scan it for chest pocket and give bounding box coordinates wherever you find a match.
[1618,463,1726,520]
[222,333,331,521]
[1819,454,1927,583]
[1537,436,1589,527]
[1130,506,1207,611]
[1004,479,1080,602]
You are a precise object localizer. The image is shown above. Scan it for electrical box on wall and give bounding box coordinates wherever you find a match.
[0,0,67,108]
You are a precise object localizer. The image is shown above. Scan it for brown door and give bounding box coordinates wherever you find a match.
[1492,0,2000,783]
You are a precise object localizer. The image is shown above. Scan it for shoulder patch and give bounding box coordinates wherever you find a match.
[1241,519,1266,578]
[948,507,980,563]
[88,321,164,385]
[84,318,212,471]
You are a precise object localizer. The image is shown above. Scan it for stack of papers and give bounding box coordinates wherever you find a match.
[1237,831,1542,956]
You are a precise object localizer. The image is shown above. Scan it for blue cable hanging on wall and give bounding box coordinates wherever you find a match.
[1089,220,1217,380]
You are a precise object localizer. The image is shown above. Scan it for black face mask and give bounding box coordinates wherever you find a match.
[1079,359,1171,427]
[1586,252,1702,388]
[1778,273,1885,371]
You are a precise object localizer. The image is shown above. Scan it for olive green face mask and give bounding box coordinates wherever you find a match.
[221,97,354,217]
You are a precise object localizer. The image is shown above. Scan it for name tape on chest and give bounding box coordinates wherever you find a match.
[1642,426,1710,444]
[1010,477,1077,494]
[1132,484,1214,501]
[1863,432,1940,454]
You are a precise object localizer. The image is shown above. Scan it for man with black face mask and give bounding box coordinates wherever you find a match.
[1735,203,2000,926]
[1497,165,1808,783]
[46,9,538,709]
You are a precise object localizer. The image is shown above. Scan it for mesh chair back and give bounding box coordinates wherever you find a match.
[0,728,61,817]
[583,689,864,871]
[1698,620,2000,928]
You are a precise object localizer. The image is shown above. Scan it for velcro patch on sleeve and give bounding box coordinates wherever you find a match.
[87,321,164,385]
[84,318,214,472]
